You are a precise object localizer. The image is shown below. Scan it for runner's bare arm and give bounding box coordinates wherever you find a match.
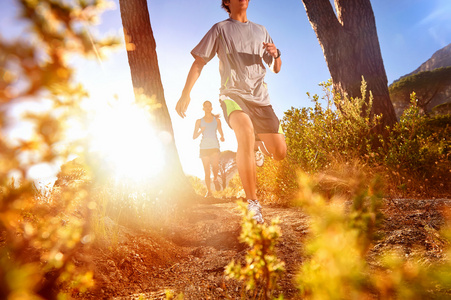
[263,42,281,73]
[193,119,204,139]
[176,56,206,118]
[217,118,225,142]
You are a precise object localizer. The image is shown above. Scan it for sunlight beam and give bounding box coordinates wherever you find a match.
[87,100,165,182]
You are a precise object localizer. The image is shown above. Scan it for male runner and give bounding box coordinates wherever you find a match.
[176,0,286,223]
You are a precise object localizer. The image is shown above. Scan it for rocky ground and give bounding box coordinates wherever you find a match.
[76,197,451,300]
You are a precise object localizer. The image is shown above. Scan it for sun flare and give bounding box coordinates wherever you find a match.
[87,100,165,181]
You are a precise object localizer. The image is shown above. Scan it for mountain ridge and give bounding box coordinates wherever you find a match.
[392,43,451,84]
[389,43,451,117]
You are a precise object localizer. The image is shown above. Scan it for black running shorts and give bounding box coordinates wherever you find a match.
[220,96,283,134]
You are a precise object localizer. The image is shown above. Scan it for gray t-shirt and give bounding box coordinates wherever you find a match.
[191,18,275,106]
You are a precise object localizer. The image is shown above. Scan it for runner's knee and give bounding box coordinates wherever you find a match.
[272,145,287,161]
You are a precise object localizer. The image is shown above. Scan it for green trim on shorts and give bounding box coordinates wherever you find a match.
[278,123,284,135]
[223,99,243,117]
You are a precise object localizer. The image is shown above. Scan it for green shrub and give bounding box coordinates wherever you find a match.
[258,81,450,202]
[258,79,382,203]
[378,93,450,197]
[382,92,450,176]
[283,79,380,171]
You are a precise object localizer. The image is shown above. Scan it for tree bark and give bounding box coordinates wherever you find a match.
[118,0,193,198]
[301,0,397,130]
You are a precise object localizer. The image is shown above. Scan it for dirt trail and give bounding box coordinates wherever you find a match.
[79,197,450,299]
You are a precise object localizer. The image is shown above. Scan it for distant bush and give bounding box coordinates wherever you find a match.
[215,172,245,199]
[189,172,245,200]
[382,93,450,178]
[188,175,208,197]
[389,67,451,115]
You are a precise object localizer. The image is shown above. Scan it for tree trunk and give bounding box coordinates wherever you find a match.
[118,0,193,199]
[301,0,397,130]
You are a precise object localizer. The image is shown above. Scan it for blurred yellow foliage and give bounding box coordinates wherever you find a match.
[0,0,119,298]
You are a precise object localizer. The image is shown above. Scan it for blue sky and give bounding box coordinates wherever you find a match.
[1,0,450,178]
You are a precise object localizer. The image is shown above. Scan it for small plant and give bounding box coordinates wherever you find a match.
[225,201,285,299]
[295,167,384,299]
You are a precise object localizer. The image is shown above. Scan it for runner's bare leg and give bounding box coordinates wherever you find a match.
[201,156,212,193]
[211,152,220,182]
[229,111,257,200]
[257,133,287,161]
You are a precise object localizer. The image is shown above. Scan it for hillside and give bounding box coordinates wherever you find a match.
[394,43,451,82]
[389,43,451,117]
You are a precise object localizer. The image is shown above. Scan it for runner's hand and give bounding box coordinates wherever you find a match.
[176,94,191,118]
[263,42,278,58]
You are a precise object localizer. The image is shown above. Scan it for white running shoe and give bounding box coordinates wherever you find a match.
[255,149,264,167]
[247,199,264,224]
